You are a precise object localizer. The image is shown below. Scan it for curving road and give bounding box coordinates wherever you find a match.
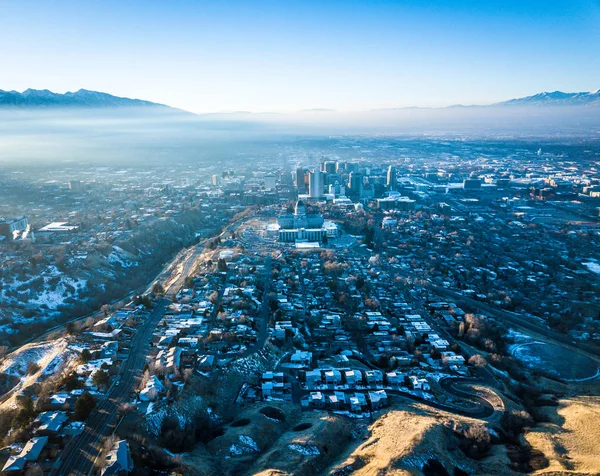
[437,377,498,418]
[427,283,600,361]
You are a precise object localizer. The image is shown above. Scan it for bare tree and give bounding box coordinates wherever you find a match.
[468,354,487,368]
[100,304,112,316]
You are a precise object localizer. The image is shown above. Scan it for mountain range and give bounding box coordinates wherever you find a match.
[0,88,599,112]
[0,88,168,109]
[498,90,600,106]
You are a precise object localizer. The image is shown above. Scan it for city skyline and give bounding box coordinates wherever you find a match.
[1,0,599,113]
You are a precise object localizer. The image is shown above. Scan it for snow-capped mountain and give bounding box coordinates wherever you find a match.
[497,90,600,106]
[0,88,170,109]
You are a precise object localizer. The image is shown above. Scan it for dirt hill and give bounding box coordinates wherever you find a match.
[327,403,517,476]
[525,396,600,475]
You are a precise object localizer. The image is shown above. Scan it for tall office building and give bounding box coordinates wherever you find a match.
[387,165,397,190]
[346,162,359,173]
[321,161,337,175]
[324,172,341,188]
[348,172,363,197]
[295,167,307,191]
[309,169,324,198]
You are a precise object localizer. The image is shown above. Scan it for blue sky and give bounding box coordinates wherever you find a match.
[1,0,599,113]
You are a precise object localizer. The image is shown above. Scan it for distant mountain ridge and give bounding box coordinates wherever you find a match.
[0,88,169,109]
[497,90,600,106]
[0,87,599,112]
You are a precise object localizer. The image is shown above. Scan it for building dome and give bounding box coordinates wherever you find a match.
[294,200,307,216]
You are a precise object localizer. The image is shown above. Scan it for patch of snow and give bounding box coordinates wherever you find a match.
[229,444,244,456]
[401,450,440,469]
[427,372,452,382]
[28,276,87,310]
[108,246,137,268]
[288,443,320,456]
[229,435,260,456]
[507,328,533,343]
[583,261,600,275]
[162,448,187,458]
[239,435,259,452]
[0,340,69,378]
[145,395,204,436]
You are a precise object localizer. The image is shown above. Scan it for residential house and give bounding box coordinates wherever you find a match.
[305,369,322,389]
[364,370,384,386]
[368,390,388,410]
[385,371,402,386]
[140,376,166,402]
[261,381,274,398]
[290,351,312,368]
[441,352,466,366]
[345,369,362,387]
[197,355,215,373]
[349,393,368,413]
[409,376,431,391]
[308,391,326,409]
[2,436,48,473]
[34,411,68,435]
[102,439,134,476]
[177,337,199,349]
[324,369,342,386]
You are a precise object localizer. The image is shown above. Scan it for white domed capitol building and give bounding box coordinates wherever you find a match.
[276,200,338,243]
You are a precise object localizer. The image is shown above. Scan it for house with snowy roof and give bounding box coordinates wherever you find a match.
[102,439,133,476]
[2,436,48,473]
[34,411,68,435]
[140,375,166,402]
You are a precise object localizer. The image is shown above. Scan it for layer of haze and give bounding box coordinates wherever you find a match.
[1,0,599,113]
[1,103,599,166]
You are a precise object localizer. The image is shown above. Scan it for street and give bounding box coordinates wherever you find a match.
[51,300,168,476]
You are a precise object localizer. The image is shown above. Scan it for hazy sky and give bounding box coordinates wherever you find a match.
[1,0,599,113]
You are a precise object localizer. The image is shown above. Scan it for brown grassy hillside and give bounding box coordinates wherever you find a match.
[525,396,600,475]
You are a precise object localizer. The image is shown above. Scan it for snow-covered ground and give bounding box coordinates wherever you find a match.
[226,344,283,376]
[145,395,204,436]
[108,246,137,268]
[0,339,70,378]
[229,435,260,455]
[0,339,74,410]
[508,328,600,381]
[288,443,320,456]
[507,329,542,367]
[28,276,87,310]
[506,328,533,342]
[583,260,600,275]
[1,263,88,318]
